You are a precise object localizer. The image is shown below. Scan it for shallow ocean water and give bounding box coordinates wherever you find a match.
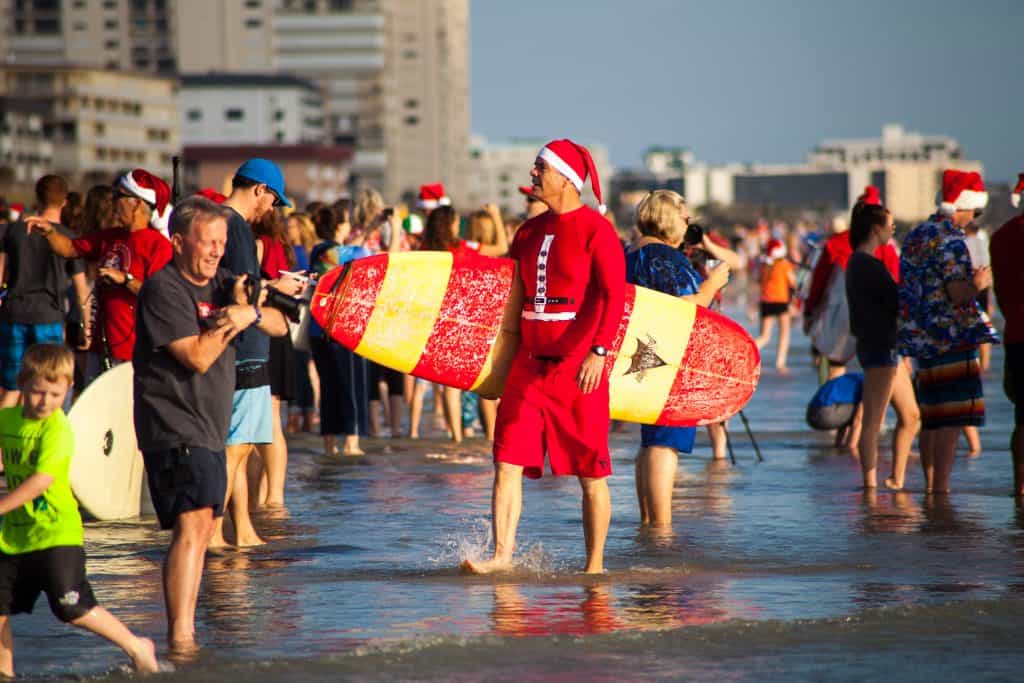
[13,304,1024,681]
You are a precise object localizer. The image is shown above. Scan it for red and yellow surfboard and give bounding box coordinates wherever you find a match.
[311,252,759,426]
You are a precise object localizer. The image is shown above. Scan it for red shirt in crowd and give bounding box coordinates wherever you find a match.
[510,206,625,358]
[991,214,1024,344]
[258,235,289,280]
[72,227,172,360]
[804,231,900,320]
[450,239,481,258]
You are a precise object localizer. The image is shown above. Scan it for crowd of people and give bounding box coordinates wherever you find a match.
[0,144,1021,674]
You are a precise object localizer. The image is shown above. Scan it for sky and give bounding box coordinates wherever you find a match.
[470,0,1021,182]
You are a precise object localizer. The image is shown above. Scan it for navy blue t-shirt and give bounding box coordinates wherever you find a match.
[222,208,268,365]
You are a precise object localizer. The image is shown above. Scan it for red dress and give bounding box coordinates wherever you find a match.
[493,206,625,479]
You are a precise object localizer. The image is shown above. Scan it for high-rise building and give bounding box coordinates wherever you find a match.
[2,0,177,74]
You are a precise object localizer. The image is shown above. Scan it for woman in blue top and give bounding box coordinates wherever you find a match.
[308,203,371,457]
[627,191,730,529]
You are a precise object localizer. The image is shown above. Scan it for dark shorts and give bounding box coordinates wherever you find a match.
[1006,342,1024,426]
[806,402,856,431]
[0,546,98,623]
[268,333,297,401]
[641,424,696,453]
[369,362,405,401]
[857,347,899,369]
[143,446,227,530]
[760,302,789,319]
[916,349,985,430]
[0,321,64,389]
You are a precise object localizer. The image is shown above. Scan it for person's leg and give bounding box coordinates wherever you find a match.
[635,447,650,524]
[636,446,677,526]
[389,394,404,437]
[931,426,959,493]
[408,381,427,438]
[227,447,263,546]
[580,476,611,574]
[962,426,981,457]
[461,462,523,574]
[1013,425,1024,497]
[919,429,936,492]
[210,443,259,547]
[443,386,463,444]
[754,315,774,349]
[886,362,921,490]
[707,422,728,461]
[775,313,791,372]
[70,608,158,673]
[311,337,341,456]
[857,366,897,489]
[259,394,288,506]
[0,616,12,677]
[846,403,864,457]
[480,398,498,441]
[164,507,215,648]
[431,383,446,430]
[979,342,991,373]
[338,348,367,455]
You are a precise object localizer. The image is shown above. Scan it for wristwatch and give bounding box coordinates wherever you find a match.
[253,305,262,326]
[123,272,135,286]
[591,345,608,357]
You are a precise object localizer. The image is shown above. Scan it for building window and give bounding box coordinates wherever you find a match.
[404,115,419,126]
[134,58,150,69]
[35,18,60,33]
[187,109,202,122]
[328,0,352,9]
[105,39,119,49]
[404,98,418,108]
[245,18,262,28]
[95,122,105,136]
[72,21,87,31]
[132,0,148,10]
[157,57,175,72]
[104,19,118,30]
[225,109,245,121]
[273,109,285,122]
[103,0,117,8]
[402,50,417,59]
[245,0,262,7]
[72,0,86,7]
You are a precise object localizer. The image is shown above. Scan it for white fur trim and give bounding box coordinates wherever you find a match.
[417,196,451,210]
[120,172,156,206]
[538,147,584,191]
[598,204,607,215]
[938,189,988,214]
[151,204,171,237]
[1012,192,1021,209]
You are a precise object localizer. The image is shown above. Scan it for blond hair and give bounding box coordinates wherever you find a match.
[288,212,317,252]
[352,188,384,230]
[467,210,497,245]
[17,344,74,388]
[635,190,686,243]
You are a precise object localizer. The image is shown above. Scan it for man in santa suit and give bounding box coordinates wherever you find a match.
[462,139,625,575]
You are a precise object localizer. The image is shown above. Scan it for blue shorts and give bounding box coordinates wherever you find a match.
[856,347,899,370]
[641,424,696,454]
[227,385,273,446]
[0,321,64,389]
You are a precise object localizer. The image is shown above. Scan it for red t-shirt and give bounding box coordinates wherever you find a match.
[991,215,1024,344]
[259,235,289,279]
[510,206,625,358]
[805,232,899,319]
[449,239,481,258]
[72,227,172,360]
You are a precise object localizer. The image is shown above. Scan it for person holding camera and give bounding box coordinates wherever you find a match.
[27,170,173,372]
[626,191,730,529]
[134,196,280,652]
[210,159,294,548]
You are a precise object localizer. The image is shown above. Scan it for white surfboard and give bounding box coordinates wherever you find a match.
[68,363,146,520]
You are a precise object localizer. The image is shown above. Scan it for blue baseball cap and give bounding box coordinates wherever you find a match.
[235,158,292,208]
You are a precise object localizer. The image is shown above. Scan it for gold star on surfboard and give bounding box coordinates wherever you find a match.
[625,334,667,382]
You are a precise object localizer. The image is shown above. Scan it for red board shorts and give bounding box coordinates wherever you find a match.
[493,351,612,479]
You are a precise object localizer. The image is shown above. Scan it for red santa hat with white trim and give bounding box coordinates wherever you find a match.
[936,169,988,215]
[118,169,172,236]
[8,203,22,221]
[765,238,787,262]
[417,183,451,210]
[857,185,882,206]
[1011,173,1024,209]
[537,139,606,214]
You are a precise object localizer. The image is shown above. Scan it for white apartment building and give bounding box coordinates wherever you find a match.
[467,136,612,217]
[0,97,55,185]
[180,73,324,145]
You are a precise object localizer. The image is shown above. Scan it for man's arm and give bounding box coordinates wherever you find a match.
[70,272,92,350]
[578,223,627,394]
[164,302,263,373]
[24,217,81,258]
[0,473,53,515]
[97,268,143,296]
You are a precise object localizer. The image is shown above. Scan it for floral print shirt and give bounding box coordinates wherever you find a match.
[897,215,999,359]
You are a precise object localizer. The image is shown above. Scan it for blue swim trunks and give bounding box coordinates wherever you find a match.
[640,424,696,454]
[0,321,65,389]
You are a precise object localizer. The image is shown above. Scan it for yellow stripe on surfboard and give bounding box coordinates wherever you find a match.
[354,252,453,373]
[608,289,697,423]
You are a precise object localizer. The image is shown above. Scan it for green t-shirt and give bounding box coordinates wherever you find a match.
[0,407,83,554]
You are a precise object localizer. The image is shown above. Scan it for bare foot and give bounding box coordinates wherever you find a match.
[884,477,904,491]
[409,431,420,439]
[582,563,605,574]
[130,637,160,675]
[341,447,365,456]
[967,449,981,458]
[167,638,201,664]
[460,556,513,575]
[207,534,228,550]
[776,366,791,376]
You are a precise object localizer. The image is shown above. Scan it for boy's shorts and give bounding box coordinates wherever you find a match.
[493,352,612,480]
[0,546,98,623]
[143,446,227,530]
[0,321,64,389]
[226,385,273,446]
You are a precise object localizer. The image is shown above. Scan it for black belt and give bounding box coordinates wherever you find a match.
[235,362,270,389]
[532,296,573,305]
[531,354,564,362]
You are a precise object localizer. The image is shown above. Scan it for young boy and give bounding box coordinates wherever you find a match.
[0,344,158,676]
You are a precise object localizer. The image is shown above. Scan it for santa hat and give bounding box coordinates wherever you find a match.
[403,214,424,235]
[1011,173,1024,209]
[118,169,172,235]
[9,203,22,221]
[417,183,451,210]
[537,139,605,213]
[936,169,988,215]
[858,185,882,206]
[766,238,786,262]
[195,188,227,204]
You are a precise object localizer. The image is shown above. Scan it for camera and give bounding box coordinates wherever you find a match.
[684,223,704,247]
[264,287,305,323]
